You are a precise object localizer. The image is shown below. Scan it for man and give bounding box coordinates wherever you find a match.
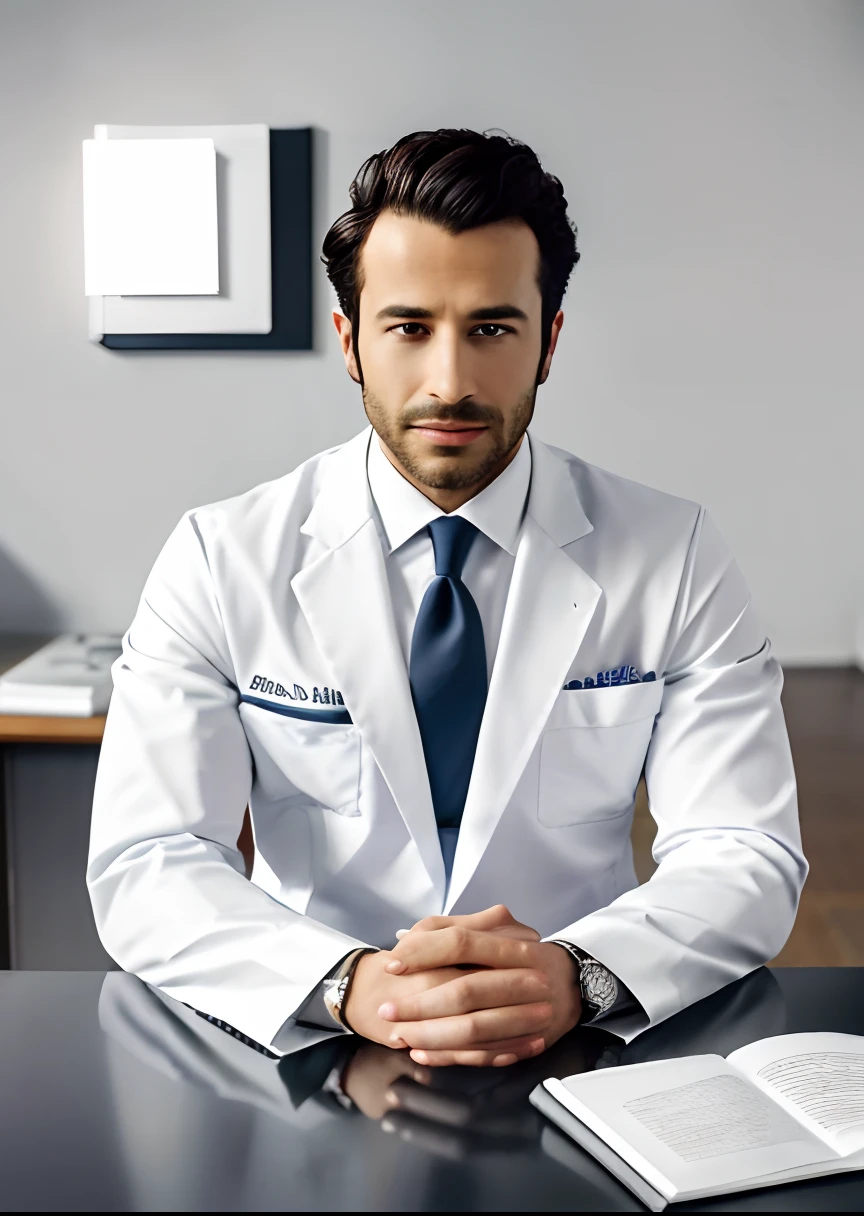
[87,128,807,1070]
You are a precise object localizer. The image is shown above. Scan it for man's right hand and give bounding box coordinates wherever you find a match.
[344,906,563,1067]
[343,950,467,1048]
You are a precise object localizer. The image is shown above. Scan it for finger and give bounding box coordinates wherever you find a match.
[378,969,549,1022]
[394,1003,552,1051]
[398,923,539,942]
[410,906,512,933]
[387,927,538,974]
[489,924,542,941]
[406,1031,545,1059]
[412,1051,515,1068]
[385,1079,474,1127]
[408,1039,545,1068]
[408,906,539,939]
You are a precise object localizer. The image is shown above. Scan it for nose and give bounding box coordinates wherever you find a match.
[423,328,479,406]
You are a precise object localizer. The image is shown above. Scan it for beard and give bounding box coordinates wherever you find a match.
[362,385,536,491]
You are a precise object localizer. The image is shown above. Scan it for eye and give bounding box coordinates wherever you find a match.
[472,324,511,338]
[391,323,427,338]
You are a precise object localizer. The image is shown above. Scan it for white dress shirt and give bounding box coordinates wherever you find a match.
[366,430,532,887]
[365,429,532,687]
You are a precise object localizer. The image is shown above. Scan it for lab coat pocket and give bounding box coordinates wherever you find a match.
[240,703,361,817]
[538,679,665,827]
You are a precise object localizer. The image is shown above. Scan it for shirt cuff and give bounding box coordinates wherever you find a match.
[582,980,640,1026]
[550,939,643,1026]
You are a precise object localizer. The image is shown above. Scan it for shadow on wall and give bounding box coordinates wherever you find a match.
[0,545,63,634]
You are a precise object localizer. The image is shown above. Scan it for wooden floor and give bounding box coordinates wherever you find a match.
[630,666,864,966]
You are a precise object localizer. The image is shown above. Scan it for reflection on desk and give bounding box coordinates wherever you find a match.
[2,970,862,1212]
[97,968,787,1208]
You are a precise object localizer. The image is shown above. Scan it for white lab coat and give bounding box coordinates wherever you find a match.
[87,426,807,1052]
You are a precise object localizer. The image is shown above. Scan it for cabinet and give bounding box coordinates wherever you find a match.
[0,636,115,968]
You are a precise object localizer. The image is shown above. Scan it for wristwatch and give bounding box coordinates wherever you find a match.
[322,947,378,1030]
[552,940,619,1021]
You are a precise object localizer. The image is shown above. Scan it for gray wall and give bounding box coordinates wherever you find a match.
[1,0,861,662]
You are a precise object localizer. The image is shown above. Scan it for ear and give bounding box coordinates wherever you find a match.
[332,310,361,385]
[537,310,565,386]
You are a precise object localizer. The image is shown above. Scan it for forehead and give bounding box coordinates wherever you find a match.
[359,209,541,305]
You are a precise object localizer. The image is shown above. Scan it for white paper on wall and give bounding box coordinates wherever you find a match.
[83,137,219,296]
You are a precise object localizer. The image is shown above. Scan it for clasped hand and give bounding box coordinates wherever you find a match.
[343,905,582,1067]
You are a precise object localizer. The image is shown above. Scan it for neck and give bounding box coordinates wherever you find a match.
[378,434,524,512]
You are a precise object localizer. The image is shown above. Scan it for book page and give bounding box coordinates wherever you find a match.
[728,1032,864,1156]
[547,1054,834,1201]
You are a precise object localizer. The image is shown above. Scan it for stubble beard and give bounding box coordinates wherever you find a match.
[363,385,537,491]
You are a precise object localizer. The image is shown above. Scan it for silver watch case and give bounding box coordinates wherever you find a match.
[579,958,619,1016]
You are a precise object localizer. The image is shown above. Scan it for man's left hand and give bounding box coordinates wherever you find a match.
[376,916,582,1067]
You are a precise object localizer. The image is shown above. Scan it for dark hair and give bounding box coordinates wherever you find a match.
[321,127,580,385]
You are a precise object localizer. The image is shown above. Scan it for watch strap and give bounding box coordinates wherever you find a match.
[322,946,378,1030]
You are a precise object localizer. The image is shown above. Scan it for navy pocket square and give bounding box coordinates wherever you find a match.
[564,665,656,690]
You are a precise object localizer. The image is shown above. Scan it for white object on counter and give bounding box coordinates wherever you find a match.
[0,635,122,717]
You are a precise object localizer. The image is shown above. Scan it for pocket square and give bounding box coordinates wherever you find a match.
[564,665,656,690]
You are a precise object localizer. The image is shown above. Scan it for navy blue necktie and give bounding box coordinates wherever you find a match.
[409,516,488,829]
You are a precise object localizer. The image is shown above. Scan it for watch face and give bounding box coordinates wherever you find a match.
[582,961,618,1013]
[323,976,347,1011]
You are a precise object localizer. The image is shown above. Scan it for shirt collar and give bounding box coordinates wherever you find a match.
[366,429,532,557]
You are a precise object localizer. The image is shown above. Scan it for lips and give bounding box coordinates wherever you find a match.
[410,423,489,447]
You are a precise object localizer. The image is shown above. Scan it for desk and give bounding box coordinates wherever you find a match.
[0,636,112,969]
[0,967,862,1211]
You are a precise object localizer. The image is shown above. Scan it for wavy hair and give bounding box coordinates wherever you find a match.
[321,128,580,384]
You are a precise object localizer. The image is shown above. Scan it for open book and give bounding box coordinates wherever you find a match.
[530,1032,864,1210]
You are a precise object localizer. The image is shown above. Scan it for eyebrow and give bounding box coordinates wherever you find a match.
[374,303,529,323]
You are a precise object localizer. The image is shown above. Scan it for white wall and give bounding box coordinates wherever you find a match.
[0,0,861,661]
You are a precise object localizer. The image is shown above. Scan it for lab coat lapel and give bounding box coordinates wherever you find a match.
[444,436,602,911]
[291,428,445,898]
